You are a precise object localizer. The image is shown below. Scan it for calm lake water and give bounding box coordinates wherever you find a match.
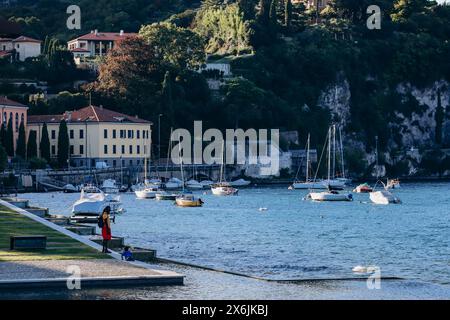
[21,182,450,288]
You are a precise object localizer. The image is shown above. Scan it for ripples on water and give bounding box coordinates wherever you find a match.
[22,182,450,284]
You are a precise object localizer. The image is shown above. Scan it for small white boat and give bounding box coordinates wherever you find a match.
[100,179,119,194]
[186,179,203,189]
[369,190,401,205]
[165,177,183,189]
[71,186,124,223]
[175,194,204,207]
[155,191,178,201]
[230,179,251,187]
[211,184,239,196]
[308,190,353,202]
[135,187,158,199]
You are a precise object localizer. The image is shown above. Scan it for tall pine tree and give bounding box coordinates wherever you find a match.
[0,123,6,147]
[40,122,50,162]
[5,118,14,157]
[27,130,38,159]
[57,120,69,167]
[16,121,26,159]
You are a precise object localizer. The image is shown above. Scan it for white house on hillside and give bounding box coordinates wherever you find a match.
[0,36,41,61]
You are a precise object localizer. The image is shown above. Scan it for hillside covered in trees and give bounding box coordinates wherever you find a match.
[2,0,450,176]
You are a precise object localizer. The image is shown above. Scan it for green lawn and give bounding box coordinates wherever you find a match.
[0,205,108,262]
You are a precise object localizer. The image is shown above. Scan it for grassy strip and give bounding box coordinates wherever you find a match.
[0,205,108,262]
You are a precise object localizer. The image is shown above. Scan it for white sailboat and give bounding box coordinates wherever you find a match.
[308,125,353,202]
[291,134,327,190]
[211,141,238,196]
[370,190,401,204]
[135,156,158,199]
[175,140,204,207]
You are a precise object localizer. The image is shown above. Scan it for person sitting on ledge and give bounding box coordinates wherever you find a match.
[121,246,134,261]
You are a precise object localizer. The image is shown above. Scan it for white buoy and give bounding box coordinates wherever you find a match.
[259,207,268,212]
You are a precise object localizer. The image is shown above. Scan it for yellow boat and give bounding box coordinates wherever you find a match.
[175,194,203,207]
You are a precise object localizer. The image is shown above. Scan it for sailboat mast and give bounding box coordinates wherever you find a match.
[327,127,331,182]
[306,134,310,182]
[178,140,185,192]
[339,126,345,179]
[332,125,336,179]
[219,140,224,184]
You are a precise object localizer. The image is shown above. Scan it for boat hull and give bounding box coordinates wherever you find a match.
[369,191,401,205]
[308,192,353,202]
[135,190,157,199]
[211,186,239,196]
[175,198,203,207]
[292,182,327,189]
[156,193,177,200]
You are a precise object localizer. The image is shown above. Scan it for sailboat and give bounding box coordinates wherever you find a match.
[291,134,327,190]
[307,125,353,202]
[175,140,204,207]
[211,142,238,196]
[156,129,180,200]
[135,154,158,199]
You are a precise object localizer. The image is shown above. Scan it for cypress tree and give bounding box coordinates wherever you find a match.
[40,122,51,162]
[16,121,26,159]
[5,118,14,157]
[0,123,6,147]
[57,119,69,167]
[27,130,38,159]
[0,144,7,171]
[285,0,292,27]
[269,0,278,27]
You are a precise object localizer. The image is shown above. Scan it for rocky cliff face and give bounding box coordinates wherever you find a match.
[317,76,450,176]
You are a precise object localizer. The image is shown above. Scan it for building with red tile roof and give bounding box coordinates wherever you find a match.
[67,30,137,63]
[0,96,28,153]
[27,105,152,168]
[0,35,41,61]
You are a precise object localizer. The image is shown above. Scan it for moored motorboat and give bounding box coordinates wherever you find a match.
[308,190,353,202]
[353,183,373,193]
[175,194,204,207]
[211,183,239,196]
[71,186,124,223]
[292,181,327,189]
[165,177,183,189]
[155,190,178,201]
[186,179,203,189]
[135,187,158,199]
[100,179,119,194]
[230,179,251,187]
[369,190,401,205]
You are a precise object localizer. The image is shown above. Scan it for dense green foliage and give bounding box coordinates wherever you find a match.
[5,119,14,157]
[0,145,7,171]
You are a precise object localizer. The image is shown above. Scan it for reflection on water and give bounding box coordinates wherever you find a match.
[21,182,450,285]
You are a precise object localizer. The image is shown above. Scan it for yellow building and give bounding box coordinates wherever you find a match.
[27,105,152,168]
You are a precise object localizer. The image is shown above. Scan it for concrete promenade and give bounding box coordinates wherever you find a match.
[0,199,184,289]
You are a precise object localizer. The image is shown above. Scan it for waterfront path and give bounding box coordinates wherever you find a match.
[0,200,183,289]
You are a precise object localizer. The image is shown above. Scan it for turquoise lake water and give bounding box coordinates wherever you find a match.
[21,182,450,287]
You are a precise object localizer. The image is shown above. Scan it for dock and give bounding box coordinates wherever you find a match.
[0,198,184,289]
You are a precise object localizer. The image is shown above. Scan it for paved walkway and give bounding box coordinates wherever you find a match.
[0,259,177,280]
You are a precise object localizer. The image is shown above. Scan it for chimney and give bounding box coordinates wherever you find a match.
[99,105,103,110]
[90,30,94,34]
[120,30,124,36]
[94,29,98,36]
[135,115,138,119]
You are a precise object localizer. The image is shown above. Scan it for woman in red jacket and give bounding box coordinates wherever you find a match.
[101,206,112,253]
